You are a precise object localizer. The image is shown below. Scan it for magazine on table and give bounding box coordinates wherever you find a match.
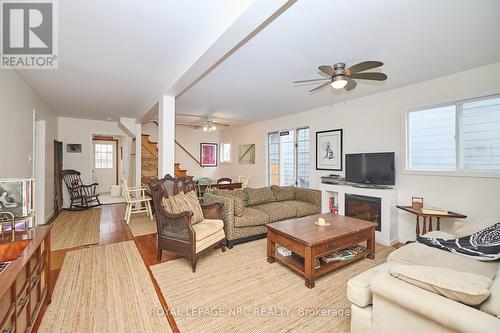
[322,245,366,263]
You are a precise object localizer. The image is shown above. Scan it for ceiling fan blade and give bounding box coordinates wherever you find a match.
[212,121,230,127]
[318,65,334,76]
[308,81,331,93]
[347,61,383,74]
[350,72,387,81]
[345,79,357,91]
[293,78,330,83]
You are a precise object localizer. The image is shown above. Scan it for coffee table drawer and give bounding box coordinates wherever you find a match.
[315,228,372,256]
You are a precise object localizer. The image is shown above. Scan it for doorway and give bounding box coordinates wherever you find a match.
[92,139,118,194]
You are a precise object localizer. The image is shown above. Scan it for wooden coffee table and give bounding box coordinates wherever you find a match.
[266,213,377,288]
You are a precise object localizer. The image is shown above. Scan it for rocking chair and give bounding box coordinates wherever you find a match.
[61,169,101,210]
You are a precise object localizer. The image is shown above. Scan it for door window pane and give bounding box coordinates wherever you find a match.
[95,143,114,169]
[297,128,310,188]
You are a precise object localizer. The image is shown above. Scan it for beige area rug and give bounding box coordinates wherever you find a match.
[151,239,394,333]
[39,241,172,333]
[51,208,101,251]
[127,213,157,237]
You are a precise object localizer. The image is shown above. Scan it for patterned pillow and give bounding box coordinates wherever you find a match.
[270,185,295,201]
[161,191,204,224]
[245,187,276,206]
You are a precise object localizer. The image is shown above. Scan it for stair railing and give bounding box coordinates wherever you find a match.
[150,121,202,167]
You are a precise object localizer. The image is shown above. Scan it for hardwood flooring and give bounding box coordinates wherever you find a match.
[32,203,180,333]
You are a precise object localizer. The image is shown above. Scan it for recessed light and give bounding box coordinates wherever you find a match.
[105,117,112,121]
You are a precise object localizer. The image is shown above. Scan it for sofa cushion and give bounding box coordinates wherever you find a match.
[234,207,270,227]
[347,262,396,307]
[390,265,493,306]
[192,219,224,240]
[281,200,321,217]
[454,219,498,238]
[213,189,247,216]
[245,187,276,206]
[251,202,297,222]
[388,243,498,279]
[480,265,500,318]
[421,231,456,239]
[270,185,295,201]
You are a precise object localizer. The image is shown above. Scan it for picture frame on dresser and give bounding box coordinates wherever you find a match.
[316,129,343,171]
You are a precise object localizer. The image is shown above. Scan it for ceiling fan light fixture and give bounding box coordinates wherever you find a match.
[203,125,209,132]
[211,125,216,131]
[330,75,348,89]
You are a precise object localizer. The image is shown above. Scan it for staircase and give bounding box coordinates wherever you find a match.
[138,134,193,185]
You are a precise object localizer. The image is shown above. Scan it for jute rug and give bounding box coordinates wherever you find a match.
[127,213,157,237]
[151,239,394,333]
[39,241,172,333]
[51,208,101,251]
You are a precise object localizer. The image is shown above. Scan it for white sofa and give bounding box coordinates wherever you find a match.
[348,221,500,333]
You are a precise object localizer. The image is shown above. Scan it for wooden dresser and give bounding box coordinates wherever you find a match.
[0,225,51,333]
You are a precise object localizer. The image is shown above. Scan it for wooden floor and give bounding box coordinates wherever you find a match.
[32,203,181,332]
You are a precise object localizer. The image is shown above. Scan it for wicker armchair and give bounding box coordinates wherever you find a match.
[149,175,226,272]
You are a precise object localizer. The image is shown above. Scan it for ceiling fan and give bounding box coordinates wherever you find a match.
[176,114,230,132]
[294,61,387,93]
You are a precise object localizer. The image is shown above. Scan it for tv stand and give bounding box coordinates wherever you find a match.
[351,183,393,190]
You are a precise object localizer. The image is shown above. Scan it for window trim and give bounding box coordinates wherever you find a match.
[219,141,232,164]
[403,94,500,179]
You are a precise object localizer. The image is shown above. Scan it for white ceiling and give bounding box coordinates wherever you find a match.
[176,0,500,123]
[18,0,255,120]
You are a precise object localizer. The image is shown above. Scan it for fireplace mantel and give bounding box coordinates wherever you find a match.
[319,183,399,245]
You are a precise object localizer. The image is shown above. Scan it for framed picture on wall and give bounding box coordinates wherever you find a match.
[66,143,82,153]
[200,143,218,167]
[316,129,343,171]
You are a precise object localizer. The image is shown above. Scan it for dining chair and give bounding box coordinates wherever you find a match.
[196,177,212,200]
[238,175,249,188]
[216,177,232,184]
[121,179,153,224]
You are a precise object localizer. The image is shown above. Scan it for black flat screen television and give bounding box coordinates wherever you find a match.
[345,152,395,185]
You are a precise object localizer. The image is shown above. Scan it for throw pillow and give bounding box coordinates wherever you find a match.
[270,185,295,201]
[245,187,276,206]
[480,266,500,318]
[390,265,493,306]
[184,190,204,224]
[455,219,498,238]
[161,191,203,225]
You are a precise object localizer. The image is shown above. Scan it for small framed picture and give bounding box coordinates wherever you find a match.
[67,143,82,153]
[316,129,343,171]
[200,143,218,167]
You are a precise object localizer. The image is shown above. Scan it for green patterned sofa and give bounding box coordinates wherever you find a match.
[203,186,321,248]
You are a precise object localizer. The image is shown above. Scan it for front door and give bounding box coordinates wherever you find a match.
[92,140,118,194]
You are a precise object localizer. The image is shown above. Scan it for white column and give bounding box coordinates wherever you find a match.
[135,123,142,190]
[158,95,175,178]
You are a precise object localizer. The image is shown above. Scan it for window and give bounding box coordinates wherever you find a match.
[94,143,114,169]
[220,142,231,163]
[407,95,500,172]
[268,127,310,187]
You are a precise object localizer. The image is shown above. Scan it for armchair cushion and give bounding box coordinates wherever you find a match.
[347,262,396,307]
[245,187,276,206]
[480,265,500,318]
[390,264,493,306]
[192,219,225,253]
[184,190,204,223]
[270,186,295,201]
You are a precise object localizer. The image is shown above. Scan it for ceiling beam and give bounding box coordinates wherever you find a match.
[139,0,296,123]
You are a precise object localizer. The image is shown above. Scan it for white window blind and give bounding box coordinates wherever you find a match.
[220,142,231,163]
[407,94,500,172]
[297,127,310,187]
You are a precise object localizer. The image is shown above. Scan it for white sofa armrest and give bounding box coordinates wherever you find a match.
[371,273,500,333]
[452,221,466,234]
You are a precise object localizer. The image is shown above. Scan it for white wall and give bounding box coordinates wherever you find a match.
[220,62,500,242]
[142,122,221,179]
[0,70,58,222]
[58,117,132,206]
